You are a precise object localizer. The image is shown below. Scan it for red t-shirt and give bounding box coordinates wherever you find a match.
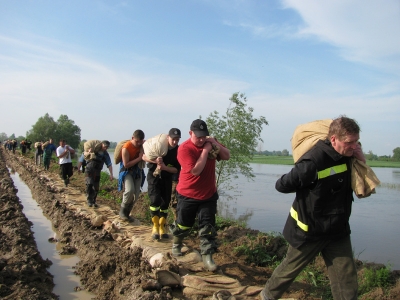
[176,138,217,200]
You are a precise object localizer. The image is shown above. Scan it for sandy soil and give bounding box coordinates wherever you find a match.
[1,148,399,300]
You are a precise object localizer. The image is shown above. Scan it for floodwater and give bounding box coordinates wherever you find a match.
[9,169,95,300]
[219,164,400,270]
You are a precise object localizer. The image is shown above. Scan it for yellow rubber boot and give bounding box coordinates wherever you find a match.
[151,216,160,240]
[159,217,169,239]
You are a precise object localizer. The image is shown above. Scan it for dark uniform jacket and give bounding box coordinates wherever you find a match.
[278,139,353,248]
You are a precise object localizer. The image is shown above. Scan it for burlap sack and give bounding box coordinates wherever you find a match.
[143,134,169,160]
[114,140,129,164]
[291,119,332,163]
[84,140,103,153]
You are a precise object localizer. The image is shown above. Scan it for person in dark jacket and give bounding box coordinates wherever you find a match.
[83,140,113,208]
[142,128,181,240]
[260,116,367,300]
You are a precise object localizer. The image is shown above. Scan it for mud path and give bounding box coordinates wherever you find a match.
[1,148,268,300]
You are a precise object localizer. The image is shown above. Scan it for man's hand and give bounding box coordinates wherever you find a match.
[353,143,366,163]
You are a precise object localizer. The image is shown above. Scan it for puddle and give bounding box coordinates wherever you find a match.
[9,169,95,300]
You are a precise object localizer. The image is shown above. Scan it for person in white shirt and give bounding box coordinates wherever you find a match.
[56,139,75,187]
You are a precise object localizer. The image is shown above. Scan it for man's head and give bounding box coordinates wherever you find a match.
[59,139,66,146]
[328,116,361,157]
[49,138,53,144]
[131,129,145,148]
[101,140,110,151]
[168,128,181,148]
[189,119,209,147]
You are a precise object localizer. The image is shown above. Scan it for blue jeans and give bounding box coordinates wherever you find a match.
[260,235,357,300]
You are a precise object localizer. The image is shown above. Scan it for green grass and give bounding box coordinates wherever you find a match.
[251,155,294,165]
[358,264,393,295]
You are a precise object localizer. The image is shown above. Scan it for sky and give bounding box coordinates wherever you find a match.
[1,0,399,156]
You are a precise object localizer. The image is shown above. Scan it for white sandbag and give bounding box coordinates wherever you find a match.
[142,134,169,160]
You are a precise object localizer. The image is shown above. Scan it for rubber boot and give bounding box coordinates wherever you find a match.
[159,217,169,239]
[202,254,217,272]
[119,206,128,221]
[151,216,160,240]
[126,204,134,222]
[172,236,183,257]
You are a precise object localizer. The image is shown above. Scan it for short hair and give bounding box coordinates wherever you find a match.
[59,139,66,142]
[328,116,360,140]
[132,129,145,140]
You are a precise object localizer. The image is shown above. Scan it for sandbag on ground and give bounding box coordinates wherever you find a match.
[182,274,263,298]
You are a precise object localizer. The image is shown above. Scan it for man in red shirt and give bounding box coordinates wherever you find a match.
[171,119,230,271]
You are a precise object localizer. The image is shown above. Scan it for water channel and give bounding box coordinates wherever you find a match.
[9,168,94,300]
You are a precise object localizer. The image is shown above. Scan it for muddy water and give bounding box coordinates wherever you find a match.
[9,170,95,300]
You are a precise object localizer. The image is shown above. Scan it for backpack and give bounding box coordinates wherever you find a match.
[114,140,129,164]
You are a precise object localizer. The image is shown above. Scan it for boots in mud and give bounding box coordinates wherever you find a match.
[119,205,132,221]
[159,214,169,239]
[151,216,160,240]
[170,221,191,256]
[172,236,184,256]
[202,253,217,272]
[119,206,128,220]
[199,224,218,271]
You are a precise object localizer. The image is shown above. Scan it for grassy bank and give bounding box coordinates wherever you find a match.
[252,155,400,168]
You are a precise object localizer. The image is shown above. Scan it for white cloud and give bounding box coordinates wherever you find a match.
[282,0,400,72]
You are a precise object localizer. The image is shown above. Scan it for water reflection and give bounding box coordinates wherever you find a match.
[9,170,94,300]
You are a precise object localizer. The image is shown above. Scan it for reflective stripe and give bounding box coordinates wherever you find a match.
[290,206,308,232]
[160,208,168,213]
[149,206,160,212]
[178,223,191,230]
[317,164,347,180]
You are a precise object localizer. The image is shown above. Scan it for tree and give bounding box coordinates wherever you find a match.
[282,149,289,156]
[393,147,400,161]
[26,113,57,143]
[55,115,81,148]
[26,113,81,148]
[205,92,268,193]
[0,132,8,141]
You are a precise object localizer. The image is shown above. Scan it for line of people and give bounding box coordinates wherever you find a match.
[5,115,369,298]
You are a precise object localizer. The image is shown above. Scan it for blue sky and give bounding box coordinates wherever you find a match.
[1,0,399,156]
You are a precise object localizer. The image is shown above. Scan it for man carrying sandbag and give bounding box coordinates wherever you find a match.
[142,128,182,240]
[118,130,145,221]
[83,140,113,208]
[260,116,368,300]
[171,119,230,272]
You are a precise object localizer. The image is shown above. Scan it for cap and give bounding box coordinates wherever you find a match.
[168,128,181,138]
[190,119,209,137]
[101,140,110,147]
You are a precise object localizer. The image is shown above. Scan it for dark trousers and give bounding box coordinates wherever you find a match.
[60,163,73,181]
[85,160,102,204]
[260,234,358,300]
[176,192,218,254]
[147,173,173,217]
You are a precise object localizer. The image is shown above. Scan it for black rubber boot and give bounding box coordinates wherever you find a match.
[119,206,128,221]
[202,253,217,272]
[172,236,183,257]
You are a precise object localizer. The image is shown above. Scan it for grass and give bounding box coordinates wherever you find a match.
[358,264,393,295]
